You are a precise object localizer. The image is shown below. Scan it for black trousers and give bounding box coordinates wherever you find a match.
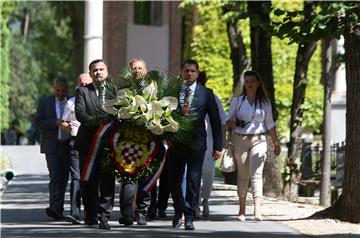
[79,150,115,220]
[68,137,80,218]
[157,158,170,212]
[45,141,70,214]
[167,146,205,220]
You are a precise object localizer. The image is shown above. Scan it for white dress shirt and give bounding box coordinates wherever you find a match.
[227,95,276,135]
[62,97,80,136]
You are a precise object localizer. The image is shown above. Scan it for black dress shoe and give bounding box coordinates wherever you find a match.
[45,207,65,220]
[65,215,81,225]
[185,220,195,230]
[118,217,133,226]
[172,218,182,228]
[99,216,111,230]
[137,213,147,225]
[84,217,98,226]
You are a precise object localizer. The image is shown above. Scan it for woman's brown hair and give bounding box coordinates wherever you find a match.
[241,70,269,106]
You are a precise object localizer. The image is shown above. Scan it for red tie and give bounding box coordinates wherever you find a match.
[183,87,190,116]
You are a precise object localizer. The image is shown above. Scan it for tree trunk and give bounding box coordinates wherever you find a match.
[182,5,198,60]
[248,1,282,197]
[222,3,249,93]
[285,1,317,202]
[320,38,332,207]
[312,5,360,223]
[67,2,84,78]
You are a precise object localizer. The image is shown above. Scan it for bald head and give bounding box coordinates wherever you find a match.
[129,58,147,81]
[77,73,93,86]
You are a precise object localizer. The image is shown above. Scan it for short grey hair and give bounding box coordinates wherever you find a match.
[54,75,69,87]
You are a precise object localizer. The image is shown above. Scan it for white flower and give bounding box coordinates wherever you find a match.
[148,123,164,135]
[133,114,147,126]
[159,96,178,110]
[142,81,158,101]
[117,107,133,119]
[117,88,133,99]
[163,115,179,132]
[132,95,147,113]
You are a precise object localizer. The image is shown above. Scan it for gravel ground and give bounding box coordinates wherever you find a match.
[261,197,360,237]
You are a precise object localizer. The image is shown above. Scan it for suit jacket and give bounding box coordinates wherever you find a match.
[36,95,70,154]
[75,83,109,155]
[176,83,223,152]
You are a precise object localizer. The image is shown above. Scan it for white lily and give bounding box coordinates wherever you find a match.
[117,107,133,119]
[148,100,164,124]
[132,95,148,113]
[133,114,148,126]
[163,115,179,132]
[117,88,133,100]
[148,123,164,135]
[142,81,158,101]
[159,96,178,110]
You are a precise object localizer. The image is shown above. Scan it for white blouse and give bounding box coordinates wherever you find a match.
[227,95,276,135]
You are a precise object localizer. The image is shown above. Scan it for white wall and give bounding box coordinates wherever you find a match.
[127,23,169,72]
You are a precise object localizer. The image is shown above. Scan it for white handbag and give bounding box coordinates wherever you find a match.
[220,144,236,173]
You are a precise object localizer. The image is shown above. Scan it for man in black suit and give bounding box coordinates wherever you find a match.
[75,59,115,229]
[168,59,223,230]
[36,76,70,220]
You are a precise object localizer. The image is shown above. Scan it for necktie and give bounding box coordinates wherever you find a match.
[98,84,105,105]
[183,87,190,116]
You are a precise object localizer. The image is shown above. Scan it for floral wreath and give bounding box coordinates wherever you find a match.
[93,69,194,182]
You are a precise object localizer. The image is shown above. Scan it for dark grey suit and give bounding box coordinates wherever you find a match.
[168,83,223,221]
[36,95,70,215]
[75,83,115,221]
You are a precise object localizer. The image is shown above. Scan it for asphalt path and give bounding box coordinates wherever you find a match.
[1,145,310,238]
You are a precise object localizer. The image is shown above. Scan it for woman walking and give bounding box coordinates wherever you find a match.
[226,70,281,221]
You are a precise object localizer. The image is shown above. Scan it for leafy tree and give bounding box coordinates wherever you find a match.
[0,1,14,132]
[271,0,323,140]
[180,1,233,109]
[307,2,360,223]
[7,2,80,134]
[221,1,250,92]
[272,1,319,202]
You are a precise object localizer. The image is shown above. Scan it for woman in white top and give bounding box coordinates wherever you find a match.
[226,70,280,221]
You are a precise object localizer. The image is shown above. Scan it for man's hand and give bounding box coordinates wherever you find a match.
[60,121,72,133]
[214,150,222,160]
[226,119,236,130]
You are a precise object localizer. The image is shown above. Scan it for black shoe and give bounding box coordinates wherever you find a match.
[158,210,167,218]
[45,207,65,220]
[172,218,182,228]
[84,217,98,226]
[65,215,81,225]
[99,216,111,230]
[137,213,147,225]
[185,219,195,230]
[119,217,133,226]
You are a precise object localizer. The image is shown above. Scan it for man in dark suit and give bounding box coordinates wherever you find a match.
[36,76,71,220]
[168,59,223,230]
[75,59,115,229]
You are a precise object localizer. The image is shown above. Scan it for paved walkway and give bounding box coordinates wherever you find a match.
[1,145,357,238]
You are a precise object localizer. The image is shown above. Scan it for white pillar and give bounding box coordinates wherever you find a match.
[332,36,346,95]
[83,0,103,72]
